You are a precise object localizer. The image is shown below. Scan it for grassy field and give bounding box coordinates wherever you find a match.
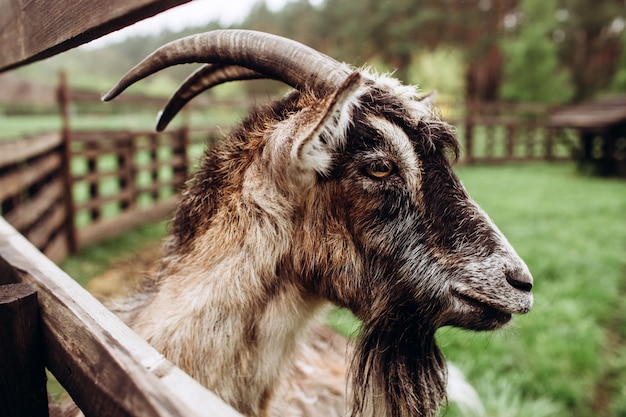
[427,163,626,417]
[61,162,626,416]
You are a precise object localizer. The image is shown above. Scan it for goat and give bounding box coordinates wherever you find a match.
[103,30,533,417]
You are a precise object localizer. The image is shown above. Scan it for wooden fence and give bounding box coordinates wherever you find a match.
[0,72,251,263]
[0,128,189,263]
[450,101,576,164]
[0,132,71,263]
[0,217,244,417]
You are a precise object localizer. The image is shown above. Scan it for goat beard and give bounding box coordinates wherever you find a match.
[348,303,447,417]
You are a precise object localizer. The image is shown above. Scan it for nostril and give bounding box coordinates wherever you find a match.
[505,269,533,292]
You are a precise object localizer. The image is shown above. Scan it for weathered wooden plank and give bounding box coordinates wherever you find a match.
[42,229,69,265]
[72,131,139,144]
[0,0,191,72]
[0,153,63,201]
[132,156,186,173]
[135,178,184,195]
[77,196,177,248]
[0,218,243,417]
[0,73,57,105]
[74,188,135,212]
[4,178,65,231]
[0,282,48,417]
[73,169,123,184]
[70,89,168,106]
[26,203,67,249]
[0,133,63,169]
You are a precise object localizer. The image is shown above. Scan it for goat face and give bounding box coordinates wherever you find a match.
[270,71,534,417]
[282,74,533,333]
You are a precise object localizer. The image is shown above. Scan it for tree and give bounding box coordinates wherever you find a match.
[610,25,626,92]
[500,0,574,104]
[557,0,625,100]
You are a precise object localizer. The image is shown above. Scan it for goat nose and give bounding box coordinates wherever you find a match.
[505,268,533,292]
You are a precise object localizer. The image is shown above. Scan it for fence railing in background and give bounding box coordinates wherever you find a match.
[69,129,189,248]
[0,132,72,262]
[444,101,577,164]
[0,72,250,262]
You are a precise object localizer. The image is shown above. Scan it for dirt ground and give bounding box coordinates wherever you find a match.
[85,244,163,302]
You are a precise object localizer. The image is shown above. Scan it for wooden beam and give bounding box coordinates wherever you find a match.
[0,133,62,169]
[0,218,243,417]
[0,282,48,417]
[77,196,178,248]
[0,0,191,72]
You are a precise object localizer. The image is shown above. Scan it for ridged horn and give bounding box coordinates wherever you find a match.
[102,30,350,103]
[156,64,269,131]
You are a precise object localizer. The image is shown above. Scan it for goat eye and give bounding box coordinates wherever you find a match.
[364,160,396,179]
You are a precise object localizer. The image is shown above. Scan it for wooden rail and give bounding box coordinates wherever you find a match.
[0,282,48,417]
[0,218,243,417]
[0,72,245,262]
[0,132,71,262]
[0,0,190,72]
[444,101,575,164]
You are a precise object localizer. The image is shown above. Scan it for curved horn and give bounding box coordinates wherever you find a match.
[102,30,350,102]
[156,64,269,131]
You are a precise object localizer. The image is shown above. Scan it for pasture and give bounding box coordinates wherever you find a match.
[61,162,626,417]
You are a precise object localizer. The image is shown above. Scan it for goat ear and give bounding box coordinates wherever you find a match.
[290,72,362,175]
[418,90,438,108]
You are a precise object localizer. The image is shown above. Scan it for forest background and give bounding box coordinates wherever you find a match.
[9,0,626,107]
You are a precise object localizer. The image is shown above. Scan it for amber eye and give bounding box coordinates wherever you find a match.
[364,160,396,179]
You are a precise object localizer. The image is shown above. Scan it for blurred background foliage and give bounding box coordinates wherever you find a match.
[11,0,626,105]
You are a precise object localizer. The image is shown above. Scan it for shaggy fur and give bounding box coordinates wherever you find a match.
[113,66,533,417]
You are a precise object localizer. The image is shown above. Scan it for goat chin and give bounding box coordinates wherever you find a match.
[272,323,485,417]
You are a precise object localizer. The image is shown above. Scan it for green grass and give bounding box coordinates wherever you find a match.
[60,220,168,287]
[59,162,626,416]
[442,163,625,417]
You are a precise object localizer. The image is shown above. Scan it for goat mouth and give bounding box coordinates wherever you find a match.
[449,290,512,330]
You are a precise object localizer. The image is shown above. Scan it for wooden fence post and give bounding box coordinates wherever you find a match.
[118,135,136,211]
[545,127,555,161]
[0,282,49,417]
[464,115,475,164]
[57,71,78,254]
[149,133,159,201]
[506,123,516,160]
[174,127,190,188]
